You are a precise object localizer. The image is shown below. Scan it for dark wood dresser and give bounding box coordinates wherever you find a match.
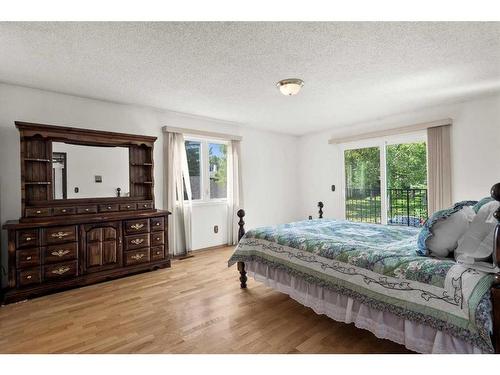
[1,122,171,304]
[3,210,170,303]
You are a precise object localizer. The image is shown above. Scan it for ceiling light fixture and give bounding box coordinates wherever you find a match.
[276,78,304,96]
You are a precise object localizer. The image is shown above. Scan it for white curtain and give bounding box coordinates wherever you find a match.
[427,125,452,215]
[226,140,243,245]
[166,132,193,256]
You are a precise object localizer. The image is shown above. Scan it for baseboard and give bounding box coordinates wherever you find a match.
[171,244,232,261]
[192,244,229,252]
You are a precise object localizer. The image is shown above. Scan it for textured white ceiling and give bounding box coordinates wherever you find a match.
[1,22,499,135]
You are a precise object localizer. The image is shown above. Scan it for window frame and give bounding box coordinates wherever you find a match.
[339,130,427,224]
[184,135,228,205]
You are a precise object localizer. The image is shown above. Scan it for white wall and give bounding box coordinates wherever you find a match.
[5,82,497,274]
[0,83,301,284]
[190,203,228,250]
[52,142,130,199]
[298,94,500,219]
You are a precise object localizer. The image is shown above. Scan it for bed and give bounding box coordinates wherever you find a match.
[228,184,500,354]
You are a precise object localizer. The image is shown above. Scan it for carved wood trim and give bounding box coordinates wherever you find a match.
[236,209,247,289]
[318,201,324,219]
[488,183,500,352]
[16,121,156,146]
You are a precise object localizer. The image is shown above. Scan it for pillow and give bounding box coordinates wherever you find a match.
[417,201,476,257]
[455,200,500,260]
[473,196,494,213]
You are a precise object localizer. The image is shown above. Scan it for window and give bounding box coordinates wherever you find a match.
[185,138,227,202]
[342,133,428,227]
[208,143,227,199]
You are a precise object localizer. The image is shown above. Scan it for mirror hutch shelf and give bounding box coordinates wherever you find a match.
[2,122,170,304]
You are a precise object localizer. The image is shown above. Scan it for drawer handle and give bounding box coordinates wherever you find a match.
[131,238,144,245]
[85,208,90,212]
[131,253,145,260]
[36,210,42,214]
[156,251,161,255]
[143,204,148,208]
[26,256,32,260]
[126,205,131,209]
[155,222,160,226]
[155,237,160,241]
[26,275,32,280]
[25,236,33,241]
[51,231,70,239]
[51,249,70,257]
[61,209,67,213]
[52,266,70,275]
[130,223,144,230]
[107,206,112,210]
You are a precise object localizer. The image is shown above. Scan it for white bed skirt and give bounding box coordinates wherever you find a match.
[245,260,485,354]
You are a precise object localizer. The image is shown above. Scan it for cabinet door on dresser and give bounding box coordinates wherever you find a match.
[81,222,123,273]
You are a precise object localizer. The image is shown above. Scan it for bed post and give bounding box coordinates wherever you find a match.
[236,209,247,289]
[318,201,324,219]
[490,183,500,353]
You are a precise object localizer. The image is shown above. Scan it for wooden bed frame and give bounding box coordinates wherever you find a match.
[236,183,500,353]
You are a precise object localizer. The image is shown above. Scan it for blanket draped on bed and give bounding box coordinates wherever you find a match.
[228,219,494,352]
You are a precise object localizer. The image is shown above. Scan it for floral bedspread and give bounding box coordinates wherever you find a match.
[228,219,494,352]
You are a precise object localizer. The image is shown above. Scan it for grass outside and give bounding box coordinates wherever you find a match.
[346,196,427,225]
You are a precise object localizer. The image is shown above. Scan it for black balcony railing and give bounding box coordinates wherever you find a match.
[345,188,382,224]
[345,188,428,227]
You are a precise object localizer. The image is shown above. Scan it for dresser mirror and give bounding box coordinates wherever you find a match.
[16,121,157,220]
[52,142,130,199]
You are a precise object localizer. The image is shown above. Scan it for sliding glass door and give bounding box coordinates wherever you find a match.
[343,135,428,226]
[344,147,382,224]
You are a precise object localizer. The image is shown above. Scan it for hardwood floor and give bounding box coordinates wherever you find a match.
[0,246,411,354]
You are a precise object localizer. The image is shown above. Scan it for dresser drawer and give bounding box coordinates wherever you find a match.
[76,205,98,214]
[44,242,78,264]
[43,261,78,280]
[124,218,150,235]
[98,203,119,213]
[150,231,165,246]
[16,229,40,248]
[137,201,153,210]
[25,207,52,218]
[16,248,41,268]
[120,203,137,211]
[124,248,150,266]
[52,206,76,216]
[124,233,150,251]
[150,246,165,261]
[150,217,165,232]
[44,226,78,244]
[18,267,41,287]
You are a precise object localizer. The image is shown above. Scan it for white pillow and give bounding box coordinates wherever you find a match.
[427,205,475,257]
[456,201,500,260]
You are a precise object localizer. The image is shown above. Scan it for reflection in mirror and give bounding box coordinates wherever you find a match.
[52,142,130,199]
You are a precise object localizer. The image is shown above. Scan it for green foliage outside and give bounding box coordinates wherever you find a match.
[386,142,427,189]
[209,144,227,186]
[185,141,227,186]
[344,142,427,190]
[344,146,380,190]
[344,142,428,224]
[185,141,200,177]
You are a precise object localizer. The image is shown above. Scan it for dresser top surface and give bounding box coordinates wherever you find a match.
[3,209,170,229]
